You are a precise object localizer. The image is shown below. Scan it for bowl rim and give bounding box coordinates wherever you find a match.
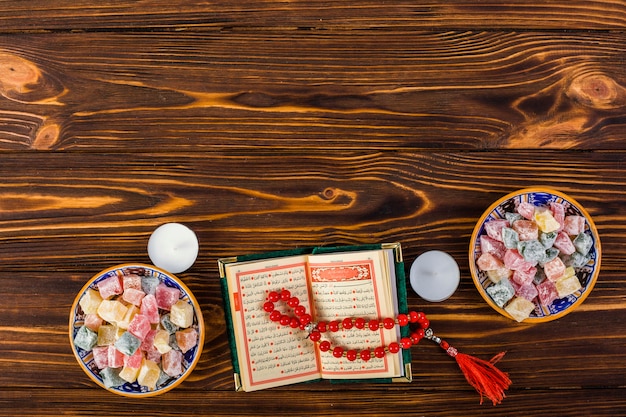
[69,263,205,397]
[469,187,602,323]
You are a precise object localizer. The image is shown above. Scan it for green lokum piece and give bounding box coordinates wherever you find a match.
[486,278,515,308]
[573,232,593,255]
[502,227,519,249]
[74,325,98,351]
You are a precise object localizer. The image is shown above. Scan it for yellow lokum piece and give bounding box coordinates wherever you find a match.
[170,300,194,328]
[97,299,128,325]
[137,359,161,390]
[119,364,141,383]
[97,324,117,346]
[117,305,139,330]
[79,289,103,315]
[486,267,512,284]
[556,275,582,298]
[534,209,561,233]
[504,296,535,322]
[153,329,172,354]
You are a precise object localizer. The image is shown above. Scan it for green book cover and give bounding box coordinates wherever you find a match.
[218,242,412,391]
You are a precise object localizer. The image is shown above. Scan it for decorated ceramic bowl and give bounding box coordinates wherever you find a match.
[69,264,204,396]
[469,188,601,323]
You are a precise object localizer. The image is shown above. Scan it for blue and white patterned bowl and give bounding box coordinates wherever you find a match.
[69,264,204,396]
[469,188,601,323]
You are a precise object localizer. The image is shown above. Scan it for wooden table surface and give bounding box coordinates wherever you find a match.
[2,1,626,416]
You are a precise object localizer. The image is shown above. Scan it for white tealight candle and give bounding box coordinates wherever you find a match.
[409,250,460,302]
[147,223,199,274]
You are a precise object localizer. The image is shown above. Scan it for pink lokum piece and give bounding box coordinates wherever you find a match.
[92,345,110,369]
[553,231,576,255]
[176,328,198,354]
[162,350,183,377]
[512,266,537,287]
[512,219,539,241]
[84,313,103,332]
[123,287,146,306]
[98,275,123,300]
[140,329,157,352]
[516,282,538,301]
[108,346,125,368]
[123,274,142,291]
[517,202,535,220]
[537,280,559,306]
[503,249,535,271]
[155,283,181,311]
[146,346,162,364]
[563,215,585,236]
[128,314,152,341]
[140,294,160,324]
[480,235,506,259]
[544,257,566,281]
[484,219,509,242]
[549,202,565,230]
[477,252,504,271]
[124,349,143,369]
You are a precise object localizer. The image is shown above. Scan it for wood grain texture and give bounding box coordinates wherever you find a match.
[0,1,624,31]
[0,31,625,151]
[2,0,626,415]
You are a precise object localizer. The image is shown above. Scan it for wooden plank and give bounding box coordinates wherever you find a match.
[0,1,624,31]
[0,32,625,152]
[1,150,622,269]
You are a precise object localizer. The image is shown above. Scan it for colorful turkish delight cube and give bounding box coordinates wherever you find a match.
[92,345,110,369]
[515,282,538,302]
[141,275,160,295]
[162,350,183,377]
[539,231,557,248]
[556,275,582,298]
[137,359,162,391]
[128,314,152,341]
[79,288,103,315]
[502,227,519,249]
[176,328,198,354]
[100,367,125,388]
[504,296,536,322]
[74,325,98,351]
[122,287,146,307]
[170,300,194,329]
[140,293,160,324]
[115,331,141,356]
[516,201,535,219]
[503,249,535,270]
[518,240,545,264]
[160,313,179,334]
[563,215,585,235]
[119,364,141,383]
[536,280,558,306]
[486,267,512,284]
[549,202,565,229]
[117,304,139,330]
[97,299,128,325]
[122,274,142,291]
[97,324,117,346]
[153,329,173,354]
[573,232,593,255]
[124,348,143,369]
[512,219,538,241]
[485,278,515,308]
[84,313,103,332]
[543,256,566,282]
[533,208,560,233]
[477,252,504,271]
[511,266,537,287]
[480,235,506,258]
[155,283,181,311]
[98,275,123,300]
[108,345,125,368]
[563,251,591,268]
[553,231,576,255]
[484,219,509,242]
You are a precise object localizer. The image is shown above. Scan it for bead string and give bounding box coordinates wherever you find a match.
[264,289,430,362]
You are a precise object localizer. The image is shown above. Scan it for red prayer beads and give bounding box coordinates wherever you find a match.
[265,289,429,362]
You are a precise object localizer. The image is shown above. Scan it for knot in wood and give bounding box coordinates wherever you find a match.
[0,52,41,94]
[567,73,625,110]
